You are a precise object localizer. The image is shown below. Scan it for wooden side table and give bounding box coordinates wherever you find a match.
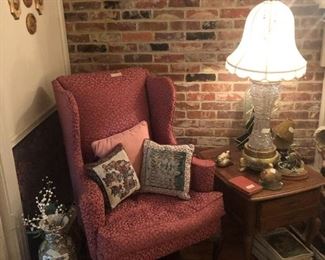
[199,146,325,260]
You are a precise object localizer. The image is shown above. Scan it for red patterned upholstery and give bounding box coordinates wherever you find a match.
[53,68,224,260]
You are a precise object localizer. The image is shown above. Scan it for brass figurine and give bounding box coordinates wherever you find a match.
[273,120,295,151]
[273,120,307,180]
[216,150,233,168]
[259,163,283,191]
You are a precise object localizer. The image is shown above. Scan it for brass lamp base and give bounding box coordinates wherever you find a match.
[241,143,280,172]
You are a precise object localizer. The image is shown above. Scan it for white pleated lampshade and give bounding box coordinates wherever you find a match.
[226,0,307,82]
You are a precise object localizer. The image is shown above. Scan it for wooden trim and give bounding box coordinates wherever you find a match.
[0,217,9,260]
[0,1,70,259]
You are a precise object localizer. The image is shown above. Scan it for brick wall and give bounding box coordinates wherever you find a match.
[63,0,324,162]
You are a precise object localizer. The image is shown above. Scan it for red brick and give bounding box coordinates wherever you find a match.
[297,83,323,92]
[171,64,200,73]
[155,32,185,41]
[281,93,311,101]
[72,1,101,10]
[170,21,200,31]
[199,120,231,128]
[106,22,136,31]
[75,23,106,32]
[124,54,152,62]
[174,120,199,128]
[218,111,243,119]
[233,83,250,92]
[278,111,309,120]
[70,55,92,63]
[141,64,169,73]
[169,0,200,7]
[154,10,184,20]
[154,54,184,63]
[175,111,186,118]
[177,138,197,145]
[201,83,232,92]
[89,11,119,20]
[108,43,137,53]
[185,129,214,136]
[218,31,243,41]
[67,34,90,43]
[175,84,200,92]
[201,102,231,110]
[185,53,217,62]
[220,8,250,18]
[122,32,153,42]
[176,102,200,110]
[139,22,168,31]
[162,74,185,82]
[135,0,167,8]
[176,93,186,101]
[218,73,246,81]
[170,42,202,52]
[186,10,219,19]
[93,54,123,63]
[187,111,216,119]
[187,93,215,101]
[215,93,243,101]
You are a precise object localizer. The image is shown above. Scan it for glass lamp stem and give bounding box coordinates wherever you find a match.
[247,82,280,152]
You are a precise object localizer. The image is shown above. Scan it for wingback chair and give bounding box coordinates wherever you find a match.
[52,67,224,260]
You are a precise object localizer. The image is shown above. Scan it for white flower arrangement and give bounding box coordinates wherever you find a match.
[23,176,67,234]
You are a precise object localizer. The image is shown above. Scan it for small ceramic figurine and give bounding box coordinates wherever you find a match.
[239,157,247,172]
[216,150,233,167]
[260,163,283,191]
[314,126,325,176]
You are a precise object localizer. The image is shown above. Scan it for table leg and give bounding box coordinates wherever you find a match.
[305,217,321,246]
[244,234,254,260]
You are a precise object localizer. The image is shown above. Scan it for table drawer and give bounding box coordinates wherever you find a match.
[259,189,320,218]
[258,206,319,232]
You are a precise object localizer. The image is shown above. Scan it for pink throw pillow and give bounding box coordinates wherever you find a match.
[91,121,149,176]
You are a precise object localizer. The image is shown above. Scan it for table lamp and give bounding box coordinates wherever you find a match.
[226,0,307,171]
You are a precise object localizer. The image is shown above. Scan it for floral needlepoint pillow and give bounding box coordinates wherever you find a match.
[87,144,140,209]
[141,139,194,200]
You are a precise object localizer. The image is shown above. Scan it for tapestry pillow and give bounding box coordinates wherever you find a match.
[87,144,140,209]
[140,139,194,200]
[91,121,150,176]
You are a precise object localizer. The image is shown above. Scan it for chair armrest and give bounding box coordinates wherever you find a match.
[190,156,216,192]
[79,179,105,260]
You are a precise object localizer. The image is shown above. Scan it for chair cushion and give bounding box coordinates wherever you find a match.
[92,121,150,176]
[97,191,224,259]
[86,144,140,209]
[140,139,194,200]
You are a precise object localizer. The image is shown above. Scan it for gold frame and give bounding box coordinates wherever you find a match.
[26,13,37,35]
[8,0,21,20]
[23,0,32,7]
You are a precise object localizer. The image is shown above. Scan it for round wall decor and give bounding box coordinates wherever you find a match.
[26,13,37,35]
[23,0,32,7]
